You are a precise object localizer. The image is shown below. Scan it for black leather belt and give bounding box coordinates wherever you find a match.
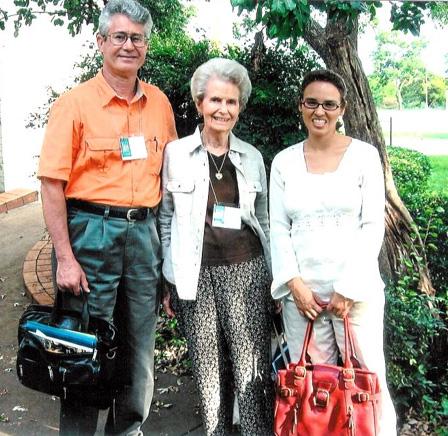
[67,199,150,221]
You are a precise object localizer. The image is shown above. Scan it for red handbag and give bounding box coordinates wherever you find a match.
[274,317,381,436]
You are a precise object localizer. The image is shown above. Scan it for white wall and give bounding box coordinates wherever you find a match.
[0,18,94,191]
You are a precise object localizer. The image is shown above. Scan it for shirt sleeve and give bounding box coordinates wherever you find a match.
[164,97,178,143]
[37,93,81,181]
[332,145,386,301]
[269,153,301,300]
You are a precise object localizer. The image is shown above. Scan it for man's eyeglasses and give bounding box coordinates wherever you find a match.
[106,32,148,48]
[301,99,341,111]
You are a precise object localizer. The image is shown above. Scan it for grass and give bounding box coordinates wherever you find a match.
[428,155,448,195]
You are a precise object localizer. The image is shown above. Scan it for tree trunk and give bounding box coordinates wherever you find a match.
[302,18,434,295]
[396,79,403,110]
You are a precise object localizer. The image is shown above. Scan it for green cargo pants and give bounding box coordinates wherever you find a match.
[59,205,161,436]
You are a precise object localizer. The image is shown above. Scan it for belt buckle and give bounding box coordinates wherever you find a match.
[126,209,139,222]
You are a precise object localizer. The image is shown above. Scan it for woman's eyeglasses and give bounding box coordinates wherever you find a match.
[106,32,148,48]
[301,99,341,111]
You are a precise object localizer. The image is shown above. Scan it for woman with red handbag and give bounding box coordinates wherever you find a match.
[269,69,397,435]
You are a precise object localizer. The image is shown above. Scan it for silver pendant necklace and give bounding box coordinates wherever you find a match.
[208,151,228,180]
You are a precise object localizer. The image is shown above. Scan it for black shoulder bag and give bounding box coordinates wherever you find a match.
[17,290,118,409]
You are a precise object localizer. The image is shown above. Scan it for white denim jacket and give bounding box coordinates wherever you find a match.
[159,126,271,300]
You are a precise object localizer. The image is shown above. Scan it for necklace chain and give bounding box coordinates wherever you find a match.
[208,151,228,180]
[201,131,229,180]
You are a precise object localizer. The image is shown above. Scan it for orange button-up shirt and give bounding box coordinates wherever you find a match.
[38,72,177,207]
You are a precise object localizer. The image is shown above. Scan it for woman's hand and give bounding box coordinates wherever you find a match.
[288,277,323,320]
[327,292,353,318]
[162,281,175,318]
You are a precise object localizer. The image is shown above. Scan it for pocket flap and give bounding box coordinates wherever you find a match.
[85,138,120,151]
[167,180,195,193]
[248,181,262,192]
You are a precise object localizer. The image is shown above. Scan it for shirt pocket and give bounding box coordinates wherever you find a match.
[146,137,163,175]
[85,138,120,173]
[167,179,195,217]
[247,180,262,209]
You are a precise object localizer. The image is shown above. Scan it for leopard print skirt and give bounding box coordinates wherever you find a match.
[172,255,274,436]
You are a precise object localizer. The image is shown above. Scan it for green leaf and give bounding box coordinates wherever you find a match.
[284,0,296,12]
[272,0,286,15]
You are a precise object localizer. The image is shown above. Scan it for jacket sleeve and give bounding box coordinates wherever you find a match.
[158,143,174,260]
[269,154,301,300]
[254,154,269,246]
[332,145,385,301]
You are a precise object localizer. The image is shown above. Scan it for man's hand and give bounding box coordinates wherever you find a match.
[162,281,175,318]
[327,292,353,318]
[288,277,323,320]
[56,256,89,296]
[41,177,89,297]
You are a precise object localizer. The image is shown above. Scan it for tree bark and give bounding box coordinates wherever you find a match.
[302,17,434,295]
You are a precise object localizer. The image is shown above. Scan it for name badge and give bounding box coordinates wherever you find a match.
[119,136,147,161]
[212,203,241,230]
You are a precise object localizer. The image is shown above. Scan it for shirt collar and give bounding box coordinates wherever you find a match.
[186,125,247,154]
[95,71,147,106]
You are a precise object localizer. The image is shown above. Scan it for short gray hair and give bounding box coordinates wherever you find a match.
[190,58,252,111]
[98,0,153,39]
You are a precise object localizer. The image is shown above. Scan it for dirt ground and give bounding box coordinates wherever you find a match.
[0,201,441,436]
[0,202,202,436]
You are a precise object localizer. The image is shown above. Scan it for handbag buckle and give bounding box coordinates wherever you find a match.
[356,392,370,402]
[279,387,296,398]
[313,388,330,408]
[293,365,306,379]
[342,368,355,382]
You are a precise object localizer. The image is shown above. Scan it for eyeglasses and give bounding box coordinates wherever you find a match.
[106,32,148,48]
[301,99,341,111]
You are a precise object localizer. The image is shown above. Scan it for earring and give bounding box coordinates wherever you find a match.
[337,116,344,133]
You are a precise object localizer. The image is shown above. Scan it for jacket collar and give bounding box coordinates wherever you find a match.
[186,125,247,154]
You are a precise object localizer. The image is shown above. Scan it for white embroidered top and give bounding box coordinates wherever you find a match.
[269,139,386,302]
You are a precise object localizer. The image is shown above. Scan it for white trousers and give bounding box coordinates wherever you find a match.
[282,296,397,436]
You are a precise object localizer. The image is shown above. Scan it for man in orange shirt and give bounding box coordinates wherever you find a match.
[37,0,177,434]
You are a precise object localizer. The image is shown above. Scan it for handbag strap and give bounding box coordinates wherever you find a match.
[50,288,90,331]
[50,247,90,331]
[298,316,366,370]
[273,320,289,368]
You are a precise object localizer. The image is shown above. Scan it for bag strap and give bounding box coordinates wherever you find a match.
[273,320,289,368]
[344,317,363,369]
[50,247,90,331]
[298,316,366,370]
[298,320,314,367]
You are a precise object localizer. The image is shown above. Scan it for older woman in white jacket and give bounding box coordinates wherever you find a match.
[159,58,273,436]
[269,69,397,435]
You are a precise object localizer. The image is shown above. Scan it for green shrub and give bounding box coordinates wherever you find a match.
[155,313,190,374]
[388,146,432,203]
[408,193,448,294]
[387,148,448,426]
[385,273,447,422]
